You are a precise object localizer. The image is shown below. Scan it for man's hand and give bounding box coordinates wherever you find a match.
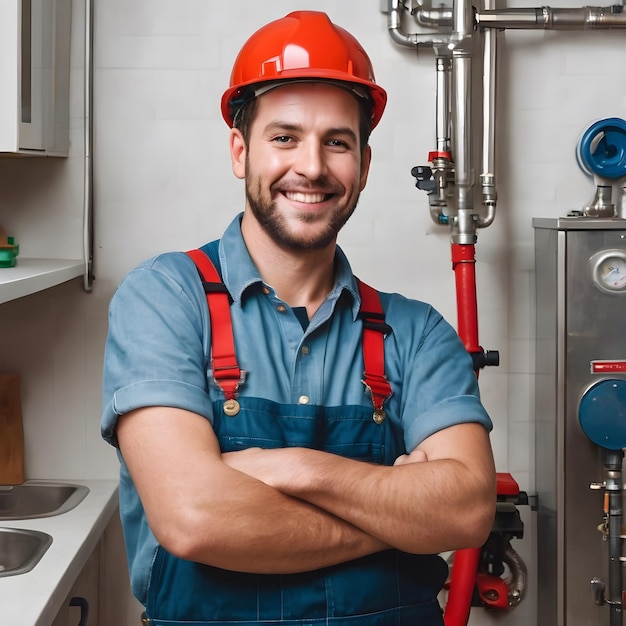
[222,447,295,489]
[394,447,428,466]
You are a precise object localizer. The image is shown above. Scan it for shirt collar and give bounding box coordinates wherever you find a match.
[217,213,362,320]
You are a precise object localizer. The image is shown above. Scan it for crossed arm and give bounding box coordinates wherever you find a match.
[117,406,496,574]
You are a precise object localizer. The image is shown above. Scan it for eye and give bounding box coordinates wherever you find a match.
[272,135,293,144]
[327,138,351,150]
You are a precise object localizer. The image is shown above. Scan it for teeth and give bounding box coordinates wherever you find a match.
[285,191,326,204]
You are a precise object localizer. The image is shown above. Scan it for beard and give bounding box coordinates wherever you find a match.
[245,174,359,252]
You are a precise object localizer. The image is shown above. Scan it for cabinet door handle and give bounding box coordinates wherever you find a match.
[69,596,90,626]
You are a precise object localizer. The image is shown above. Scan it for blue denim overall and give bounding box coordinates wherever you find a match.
[142,248,448,625]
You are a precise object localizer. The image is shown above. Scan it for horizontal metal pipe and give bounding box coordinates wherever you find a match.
[477,6,626,29]
[549,6,626,28]
[415,8,454,27]
[477,7,545,27]
[388,0,449,46]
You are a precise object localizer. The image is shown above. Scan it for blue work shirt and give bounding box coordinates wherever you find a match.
[101,213,492,605]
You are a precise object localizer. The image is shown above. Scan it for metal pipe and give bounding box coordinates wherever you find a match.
[504,543,528,605]
[477,0,498,228]
[449,0,477,243]
[388,0,449,47]
[449,57,471,193]
[452,0,474,37]
[416,8,454,28]
[604,449,624,626]
[477,6,626,29]
[82,0,94,292]
[435,55,452,155]
[451,54,476,243]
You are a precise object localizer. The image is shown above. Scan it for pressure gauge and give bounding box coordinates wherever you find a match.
[590,249,626,293]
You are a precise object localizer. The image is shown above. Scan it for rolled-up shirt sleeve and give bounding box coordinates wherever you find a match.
[383,295,493,453]
[101,253,214,447]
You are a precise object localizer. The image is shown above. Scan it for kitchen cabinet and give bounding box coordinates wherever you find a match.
[51,547,100,626]
[0,0,72,155]
[0,0,92,304]
[49,509,142,626]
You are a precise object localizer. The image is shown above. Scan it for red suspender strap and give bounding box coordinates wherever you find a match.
[186,251,390,422]
[186,249,244,412]
[357,278,393,424]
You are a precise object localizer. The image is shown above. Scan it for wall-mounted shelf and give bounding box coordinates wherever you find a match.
[0,258,83,304]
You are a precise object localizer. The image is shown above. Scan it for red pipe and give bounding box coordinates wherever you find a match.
[444,242,482,626]
[451,243,481,357]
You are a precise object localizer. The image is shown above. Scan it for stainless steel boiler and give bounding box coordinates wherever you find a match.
[534,216,626,626]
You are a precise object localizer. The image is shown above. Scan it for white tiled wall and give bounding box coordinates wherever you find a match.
[0,1,624,623]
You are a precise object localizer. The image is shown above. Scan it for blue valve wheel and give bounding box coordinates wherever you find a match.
[576,117,626,180]
[579,379,626,450]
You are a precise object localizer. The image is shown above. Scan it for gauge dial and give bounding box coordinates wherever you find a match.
[591,250,626,293]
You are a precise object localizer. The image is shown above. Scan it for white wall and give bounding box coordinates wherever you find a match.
[0,1,624,624]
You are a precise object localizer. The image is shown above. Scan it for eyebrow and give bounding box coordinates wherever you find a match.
[264,121,358,144]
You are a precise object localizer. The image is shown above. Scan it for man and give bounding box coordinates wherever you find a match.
[101,11,495,626]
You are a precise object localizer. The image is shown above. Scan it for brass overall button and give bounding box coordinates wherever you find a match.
[373,409,386,424]
[223,399,241,416]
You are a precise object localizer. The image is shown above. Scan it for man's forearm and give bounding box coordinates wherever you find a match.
[223,423,496,555]
[284,450,494,554]
[118,407,390,576]
[181,475,391,574]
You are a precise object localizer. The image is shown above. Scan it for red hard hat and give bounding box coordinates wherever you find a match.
[221,11,387,130]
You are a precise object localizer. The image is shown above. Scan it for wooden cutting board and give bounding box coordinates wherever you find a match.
[0,374,25,485]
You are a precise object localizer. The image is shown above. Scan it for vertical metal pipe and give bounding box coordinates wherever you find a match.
[481,25,496,180]
[435,55,452,154]
[478,0,498,227]
[451,53,476,243]
[83,0,94,292]
[451,55,471,198]
[605,450,624,626]
[450,13,476,240]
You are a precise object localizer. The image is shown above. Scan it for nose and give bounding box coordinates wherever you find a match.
[293,139,327,181]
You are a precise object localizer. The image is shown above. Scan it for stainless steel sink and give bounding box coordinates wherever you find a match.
[0,527,52,577]
[0,481,89,520]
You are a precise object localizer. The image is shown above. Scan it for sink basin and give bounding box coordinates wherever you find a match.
[0,481,89,520]
[0,527,52,577]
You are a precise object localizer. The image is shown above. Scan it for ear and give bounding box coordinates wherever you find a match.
[359,144,372,191]
[230,128,246,180]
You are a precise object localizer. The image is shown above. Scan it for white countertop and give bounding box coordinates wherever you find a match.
[0,479,119,626]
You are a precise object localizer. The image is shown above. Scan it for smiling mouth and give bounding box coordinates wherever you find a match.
[283,191,331,204]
